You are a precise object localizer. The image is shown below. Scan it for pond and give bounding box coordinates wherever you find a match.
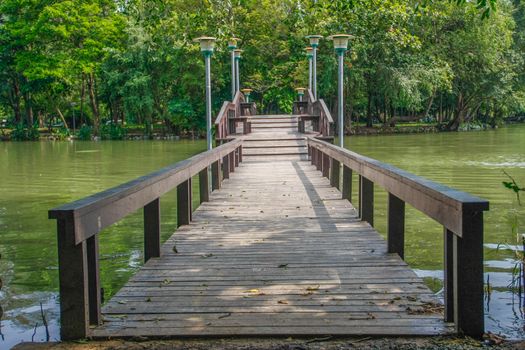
[0,125,524,348]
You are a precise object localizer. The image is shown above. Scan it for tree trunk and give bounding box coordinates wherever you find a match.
[56,107,70,131]
[11,77,22,124]
[80,74,85,125]
[87,72,100,135]
[24,91,34,126]
[447,92,466,131]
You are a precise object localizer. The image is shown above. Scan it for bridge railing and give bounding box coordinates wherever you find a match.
[215,91,255,141]
[307,136,489,338]
[295,89,334,137]
[49,139,244,340]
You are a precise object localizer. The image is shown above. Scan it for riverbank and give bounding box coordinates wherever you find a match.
[12,335,522,350]
[2,120,524,141]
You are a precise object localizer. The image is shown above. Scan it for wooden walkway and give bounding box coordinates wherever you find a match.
[92,116,452,338]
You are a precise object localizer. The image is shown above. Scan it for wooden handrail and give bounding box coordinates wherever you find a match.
[307,136,488,337]
[214,91,254,140]
[296,89,334,137]
[49,139,244,340]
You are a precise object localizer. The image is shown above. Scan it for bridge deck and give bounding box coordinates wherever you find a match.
[92,116,452,338]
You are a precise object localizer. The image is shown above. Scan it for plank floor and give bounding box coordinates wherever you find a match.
[93,116,452,338]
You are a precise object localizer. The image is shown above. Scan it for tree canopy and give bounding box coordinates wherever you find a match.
[1,0,523,137]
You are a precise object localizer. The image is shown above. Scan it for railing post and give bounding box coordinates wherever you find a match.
[144,198,161,262]
[316,149,322,171]
[322,154,330,178]
[223,154,230,179]
[177,178,192,227]
[229,151,235,173]
[330,159,340,190]
[454,211,484,337]
[56,218,89,339]
[387,193,405,259]
[342,165,352,202]
[359,175,374,226]
[86,235,101,326]
[444,228,454,323]
[234,148,240,168]
[212,160,220,190]
[199,168,209,203]
[239,145,243,163]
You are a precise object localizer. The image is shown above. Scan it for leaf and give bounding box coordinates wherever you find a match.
[117,300,127,304]
[306,285,320,291]
[172,245,178,253]
[278,300,289,304]
[278,264,288,268]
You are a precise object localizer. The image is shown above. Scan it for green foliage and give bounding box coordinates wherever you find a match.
[100,123,127,140]
[503,170,525,205]
[51,127,70,141]
[10,124,40,141]
[77,125,93,141]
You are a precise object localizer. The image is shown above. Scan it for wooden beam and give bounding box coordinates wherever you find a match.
[342,165,352,202]
[330,159,340,190]
[360,176,374,226]
[444,228,454,323]
[454,211,484,337]
[199,168,209,203]
[177,179,192,227]
[223,154,230,180]
[387,193,405,259]
[144,198,161,262]
[212,160,220,190]
[322,153,330,179]
[56,219,89,340]
[86,235,101,326]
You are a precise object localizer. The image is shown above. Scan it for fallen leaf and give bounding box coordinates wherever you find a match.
[117,300,127,304]
[201,253,213,258]
[278,264,288,268]
[278,300,289,304]
[306,285,320,291]
[218,312,231,319]
[172,245,178,253]
[145,297,152,302]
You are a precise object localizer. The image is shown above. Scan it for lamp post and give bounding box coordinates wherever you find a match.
[305,47,313,92]
[305,35,322,100]
[228,38,240,100]
[234,49,243,93]
[295,87,306,102]
[328,34,353,148]
[241,88,253,103]
[194,36,216,151]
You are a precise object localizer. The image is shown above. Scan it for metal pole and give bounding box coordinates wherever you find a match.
[205,53,212,151]
[308,57,313,92]
[338,51,344,148]
[231,50,236,100]
[313,47,317,100]
[235,58,240,93]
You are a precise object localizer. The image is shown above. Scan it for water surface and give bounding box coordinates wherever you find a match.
[0,126,524,348]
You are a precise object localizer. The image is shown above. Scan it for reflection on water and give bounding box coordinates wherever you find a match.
[0,126,524,347]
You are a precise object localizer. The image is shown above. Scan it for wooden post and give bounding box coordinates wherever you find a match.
[359,176,374,226]
[86,235,101,326]
[315,149,322,171]
[199,168,209,203]
[322,154,330,178]
[387,193,405,259]
[144,198,161,262]
[211,160,220,190]
[239,146,243,163]
[330,159,340,189]
[311,146,316,166]
[454,211,484,337]
[177,179,191,227]
[444,228,454,323]
[342,165,352,202]
[223,154,230,179]
[229,152,235,173]
[234,148,240,168]
[56,219,89,339]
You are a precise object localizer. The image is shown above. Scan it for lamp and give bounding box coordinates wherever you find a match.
[305,35,323,99]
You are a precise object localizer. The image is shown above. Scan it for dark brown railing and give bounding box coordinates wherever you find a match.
[307,136,489,337]
[214,91,256,141]
[49,139,243,340]
[294,89,334,137]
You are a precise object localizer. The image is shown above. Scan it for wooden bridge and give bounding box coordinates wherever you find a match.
[49,90,489,341]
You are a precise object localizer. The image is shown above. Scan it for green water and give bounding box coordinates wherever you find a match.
[0,126,524,347]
